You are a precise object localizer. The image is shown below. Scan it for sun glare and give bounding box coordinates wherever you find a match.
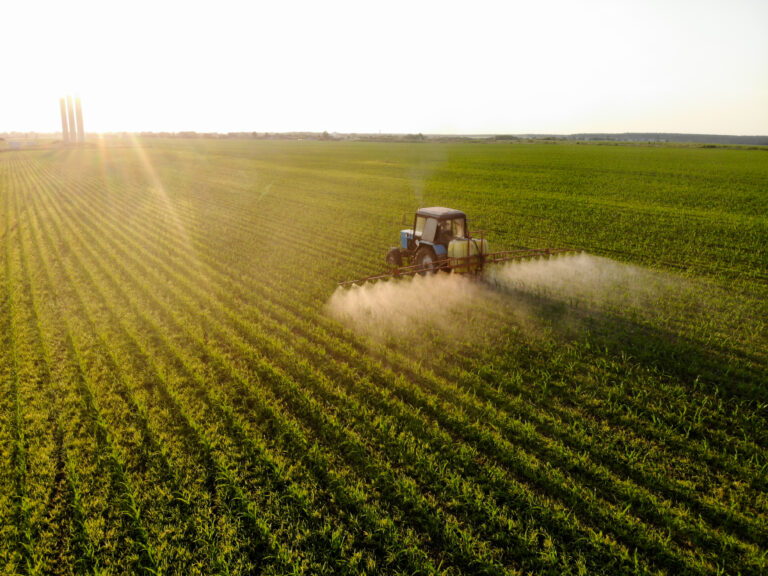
[3,0,767,135]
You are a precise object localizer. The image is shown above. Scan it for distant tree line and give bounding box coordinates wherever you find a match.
[567,133,768,146]
[4,131,766,147]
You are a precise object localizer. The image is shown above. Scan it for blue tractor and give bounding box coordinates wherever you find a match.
[339,207,572,287]
[385,207,487,272]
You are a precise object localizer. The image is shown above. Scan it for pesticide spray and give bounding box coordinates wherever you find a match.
[487,253,675,311]
[325,252,766,395]
[327,254,684,342]
[326,272,489,340]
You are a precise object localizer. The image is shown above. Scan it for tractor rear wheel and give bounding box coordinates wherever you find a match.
[415,246,438,274]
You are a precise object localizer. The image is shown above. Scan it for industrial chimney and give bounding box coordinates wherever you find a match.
[75,97,85,144]
[67,96,77,143]
[60,98,70,144]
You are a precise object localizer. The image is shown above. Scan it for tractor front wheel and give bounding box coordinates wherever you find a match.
[415,246,438,274]
[386,248,403,269]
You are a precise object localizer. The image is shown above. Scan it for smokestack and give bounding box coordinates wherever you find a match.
[60,98,70,143]
[67,96,77,143]
[75,97,85,144]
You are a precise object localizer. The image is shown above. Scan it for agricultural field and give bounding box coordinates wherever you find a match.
[0,139,766,575]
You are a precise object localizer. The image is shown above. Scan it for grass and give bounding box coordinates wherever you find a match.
[0,139,766,575]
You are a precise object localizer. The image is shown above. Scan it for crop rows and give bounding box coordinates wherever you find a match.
[1,141,766,575]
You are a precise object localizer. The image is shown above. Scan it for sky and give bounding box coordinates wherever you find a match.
[2,0,767,135]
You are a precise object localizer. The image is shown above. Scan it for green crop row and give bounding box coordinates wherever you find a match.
[1,140,765,575]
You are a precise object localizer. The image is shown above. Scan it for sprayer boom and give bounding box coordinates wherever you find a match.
[339,247,575,288]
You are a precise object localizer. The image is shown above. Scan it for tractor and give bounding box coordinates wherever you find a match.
[385,207,488,273]
[339,207,573,287]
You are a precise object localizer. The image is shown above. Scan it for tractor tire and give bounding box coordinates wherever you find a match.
[386,247,403,269]
[415,246,438,274]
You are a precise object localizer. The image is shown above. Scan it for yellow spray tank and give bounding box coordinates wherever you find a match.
[448,236,489,273]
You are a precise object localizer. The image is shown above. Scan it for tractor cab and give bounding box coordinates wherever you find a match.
[388,207,470,269]
[403,207,467,253]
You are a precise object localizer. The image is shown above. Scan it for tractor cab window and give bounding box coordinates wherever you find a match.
[452,218,466,238]
[435,218,466,245]
[414,216,426,238]
[422,218,438,243]
[436,220,453,244]
[415,216,438,243]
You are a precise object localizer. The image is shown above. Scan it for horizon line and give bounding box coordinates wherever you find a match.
[3,130,768,139]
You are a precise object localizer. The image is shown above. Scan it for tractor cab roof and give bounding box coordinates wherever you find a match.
[415,207,466,221]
